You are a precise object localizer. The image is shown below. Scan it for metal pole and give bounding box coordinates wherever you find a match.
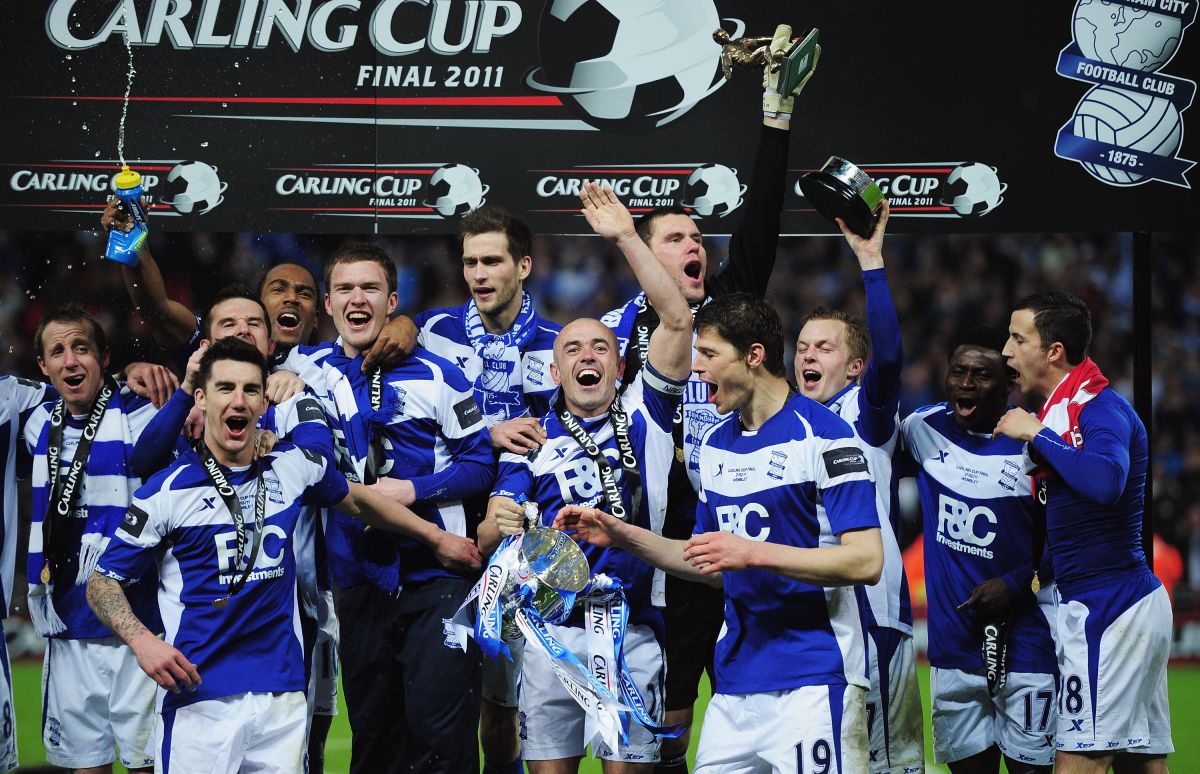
[1133,231,1153,565]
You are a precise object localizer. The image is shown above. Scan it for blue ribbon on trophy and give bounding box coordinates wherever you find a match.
[447,495,678,754]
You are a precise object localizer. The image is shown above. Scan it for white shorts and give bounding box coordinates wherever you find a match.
[930,667,1056,766]
[1055,579,1174,755]
[307,589,339,718]
[865,628,923,773]
[0,626,17,772]
[519,622,664,763]
[42,636,156,769]
[154,691,308,774]
[696,683,868,774]
[481,637,524,709]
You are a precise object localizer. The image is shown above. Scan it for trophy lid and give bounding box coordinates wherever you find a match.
[797,156,883,238]
[113,165,142,191]
[520,526,590,593]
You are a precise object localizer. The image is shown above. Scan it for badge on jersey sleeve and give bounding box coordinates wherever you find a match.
[822,447,869,477]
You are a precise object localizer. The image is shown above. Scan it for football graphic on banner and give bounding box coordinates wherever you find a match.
[939,163,1007,216]
[684,164,746,217]
[1071,86,1184,185]
[527,0,735,134]
[424,164,489,217]
[158,161,227,215]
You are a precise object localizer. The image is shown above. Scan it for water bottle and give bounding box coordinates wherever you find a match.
[103,165,149,265]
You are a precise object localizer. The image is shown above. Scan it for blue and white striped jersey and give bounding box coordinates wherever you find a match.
[96,443,349,713]
[0,375,51,617]
[415,303,561,424]
[695,393,878,695]
[129,385,335,616]
[492,366,685,624]
[900,404,1056,673]
[822,382,911,635]
[25,390,161,639]
[284,343,495,587]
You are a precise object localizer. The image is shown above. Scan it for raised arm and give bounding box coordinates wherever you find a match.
[847,201,903,445]
[102,199,197,350]
[580,182,691,382]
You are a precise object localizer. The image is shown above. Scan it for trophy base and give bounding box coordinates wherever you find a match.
[797,157,883,238]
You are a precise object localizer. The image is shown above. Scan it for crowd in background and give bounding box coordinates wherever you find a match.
[1,225,1196,618]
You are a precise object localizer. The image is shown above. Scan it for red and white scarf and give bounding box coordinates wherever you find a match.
[1030,357,1109,491]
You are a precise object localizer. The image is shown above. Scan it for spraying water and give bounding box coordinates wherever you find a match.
[117,30,136,168]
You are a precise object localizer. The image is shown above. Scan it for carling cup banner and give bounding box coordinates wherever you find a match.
[0,1,1195,235]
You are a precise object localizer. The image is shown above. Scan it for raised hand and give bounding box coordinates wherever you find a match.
[837,199,890,271]
[579,181,637,243]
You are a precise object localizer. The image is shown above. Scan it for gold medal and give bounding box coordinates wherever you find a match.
[39,562,51,585]
[212,596,229,609]
[1031,572,1041,593]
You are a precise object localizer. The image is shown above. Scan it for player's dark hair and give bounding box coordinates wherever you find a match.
[201,283,273,340]
[798,307,871,365]
[254,262,320,299]
[324,242,398,295]
[1013,291,1093,364]
[694,293,786,377]
[460,205,533,264]
[35,302,108,358]
[948,324,1008,361]
[635,205,693,245]
[196,336,268,390]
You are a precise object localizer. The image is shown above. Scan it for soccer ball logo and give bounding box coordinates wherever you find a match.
[1070,85,1182,185]
[159,161,227,214]
[526,0,740,134]
[423,164,489,217]
[684,164,746,217]
[939,163,1007,217]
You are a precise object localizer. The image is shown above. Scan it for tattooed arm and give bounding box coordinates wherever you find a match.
[87,572,201,693]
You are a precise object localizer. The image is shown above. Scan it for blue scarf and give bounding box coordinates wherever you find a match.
[314,350,407,593]
[464,291,539,421]
[27,385,145,636]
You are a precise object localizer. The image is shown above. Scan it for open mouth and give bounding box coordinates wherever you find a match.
[346,311,371,329]
[953,397,978,418]
[576,368,601,387]
[683,259,703,280]
[63,374,86,388]
[225,416,250,438]
[801,369,822,390]
[276,312,300,331]
[705,381,719,404]
[473,286,494,299]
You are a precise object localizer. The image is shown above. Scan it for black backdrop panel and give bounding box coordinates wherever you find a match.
[2,1,1195,235]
